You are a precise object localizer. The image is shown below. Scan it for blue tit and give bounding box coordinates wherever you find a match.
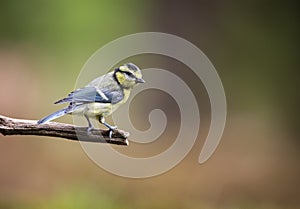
[37,63,145,137]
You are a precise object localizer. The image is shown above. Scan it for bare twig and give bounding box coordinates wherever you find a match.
[0,115,129,146]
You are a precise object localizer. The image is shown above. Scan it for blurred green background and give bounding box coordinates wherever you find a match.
[0,0,299,209]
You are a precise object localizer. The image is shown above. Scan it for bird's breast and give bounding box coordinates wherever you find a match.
[120,89,131,104]
[84,103,113,117]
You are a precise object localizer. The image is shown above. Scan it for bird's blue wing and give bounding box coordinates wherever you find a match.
[55,86,124,104]
[55,87,111,104]
[101,88,124,104]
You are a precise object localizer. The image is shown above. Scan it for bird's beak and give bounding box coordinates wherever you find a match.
[136,78,145,83]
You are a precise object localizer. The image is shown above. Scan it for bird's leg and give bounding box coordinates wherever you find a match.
[99,116,117,138]
[84,112,94,134]
[99,116,117,130]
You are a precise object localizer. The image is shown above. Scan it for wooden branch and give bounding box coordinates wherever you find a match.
[0,115,129,146]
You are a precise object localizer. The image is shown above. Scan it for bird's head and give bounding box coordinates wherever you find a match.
[114,63,145,88]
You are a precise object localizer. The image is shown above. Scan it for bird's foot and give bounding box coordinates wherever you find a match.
[108,126,117,139]
[86,126,93,135]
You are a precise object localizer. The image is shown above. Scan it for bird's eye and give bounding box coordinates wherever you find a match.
[124,71,134,77]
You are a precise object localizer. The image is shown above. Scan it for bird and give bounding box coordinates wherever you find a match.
[37,63,145,138]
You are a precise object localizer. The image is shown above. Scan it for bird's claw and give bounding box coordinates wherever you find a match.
[108,126,117,139]
[86,127,93,135]
[110,125,117,130]
[87,123,117,139]
[109,130,113,139]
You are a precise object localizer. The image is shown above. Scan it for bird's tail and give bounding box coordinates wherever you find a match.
[37,108,67,124]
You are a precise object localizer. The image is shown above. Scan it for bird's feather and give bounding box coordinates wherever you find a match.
[54,86,123,105]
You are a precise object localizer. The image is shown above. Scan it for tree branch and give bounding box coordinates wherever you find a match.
[0,115,129,146]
